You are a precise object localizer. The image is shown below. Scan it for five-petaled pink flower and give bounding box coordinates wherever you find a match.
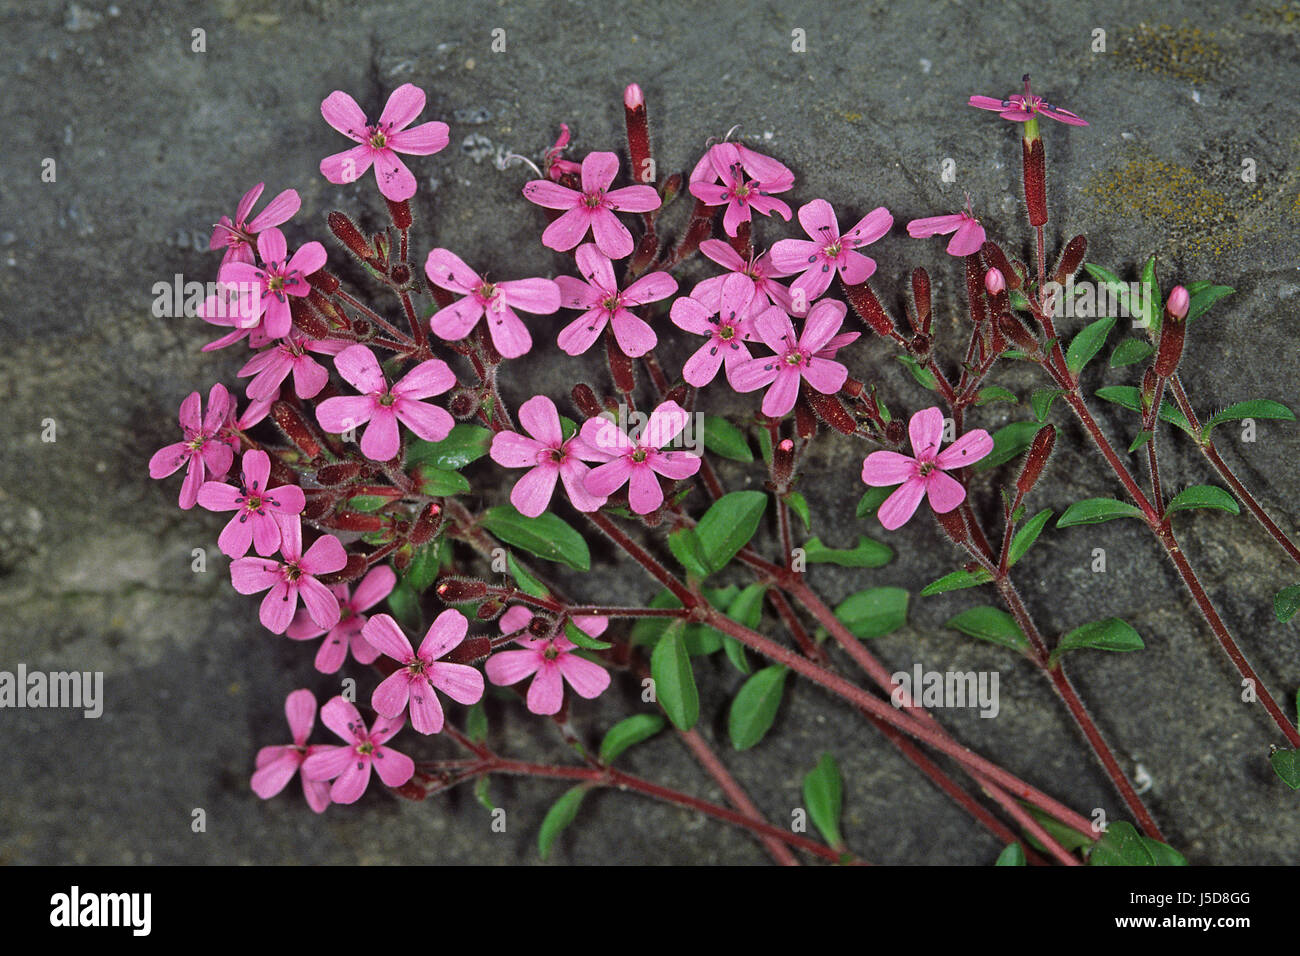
[219,227,326,340]
[300,697,414,804]
[670,273,761,387]
[197,449,307,558]
[485,606,611,715]
[770,199,893,307]
[860,407,993,530]
[315,345,455,462]
[237,328,348,402]
[230,515,346,634]
[210,183,301,272]
[286,565,395,674]
[688,142,794,237]
[424,248,561,359]
[968,74,1088,126]
[149,383,235,510]
[692,238,795,313]
[489,395,608,517]
[729,299,851,417]
[907,208,986,257]
[319,83,450,201]
[554,243,677,357]
[580,400,702,515]
[521,151,661,259]
[365,610,485,735]
[251,689,331,813]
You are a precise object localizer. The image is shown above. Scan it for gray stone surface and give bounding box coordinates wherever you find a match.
[1,0,1298,864]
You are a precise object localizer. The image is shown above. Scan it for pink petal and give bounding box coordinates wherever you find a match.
[299,576,341,630]
[246,188,301,232]
[935,428,994,470]
[699,238,746,272]
[485,648,543,686]
[363,613,415,662]
[260,580,299,634]
[510,464,560,517]
[557,654,611,699]
[217,515,254,559]
[588,208,634,260]
[328,759,373,804]
[256,228,287,264]
[682,340,726,387]
[728,355,780,393]
[610,310,657,357]
[395,398,453,442]
[946,219,987,257]
[837,249,877,286]
[790,266,834,304]
[907,213,964,239]
[149,442,190,480]
[321,90,368,139]
[643,400,690,450]
[320,696,365,742]
[558,460,607,512]
[579,415,632,460]
[334,345,386,394]
[197,479,242,512]
[429,296,485,342]
[925,469,967,514]
[861,451,919,487]
[319,144,374,185]
[378,83,425,131]
[360,409,401,461]
[801,356,847,395]
[650,450,701,481]
[583,458,632,497]
[604,184,661,213]
[373,150,417,202]
[797,198,840,241]
[250,512,283,557]
[753,306,798,354]
[499,277,561,314]
[352,565,397,612]
[760,368,802,418]
[526,665,566,715]
[799,299,846,352]
[909,407,946,459]
[518,394,562,446]
[522,179,580,210]
[843,207,893,247]
[301,744,354,782]
[557,311,609,356]
[542,207,594,252]
[371,670,412,719]
[418,608,468,661]
[483,304,533,358]
[424,248,481,294]
[287,241,326,277]
[251,751,301,799]
[316,395,375,435]
[623,270,677,306]
[626,464,664,514]
[427,662,485,705]
[670,295,716,336]
[581,150,619,193]
[968,95,1011,113]
[285,688,318,744]
[767,237,819,275]
[235,183,264,225]
[371,745,414,787]
[407,681,446,734]
[491,430,545,468]
[877,479,926,531]
[230,557,280,594]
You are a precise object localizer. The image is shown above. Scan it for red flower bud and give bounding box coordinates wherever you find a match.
[965,255,988,327]
[1155,301,1186,377]
[935,508,968,545]
[842,280,896,338]
[606,333,637,394]
[327,211,375,261]
[996,314,1039,354]
[772,437,795,486]
[1022,137,1048,228]
[1166,285,1190,321]
[319,552,368,585]
[445,637,493,665]
[911,267,932,335]
[571,383,603,419]
[410,502,443,546]
[1016,426,1056,496]
[805,391,858,436]
[271,401,322,459]
[384,196,413,230]
[315,461,367,486]
[1053,235,1087,285]
[984,268,1006,295]
[436,577,489,603]
[307,268,341,295]
[623,82,653,188]
[980,241,1021,290]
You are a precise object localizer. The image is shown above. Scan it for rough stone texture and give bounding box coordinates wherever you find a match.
[1,0,1298,865]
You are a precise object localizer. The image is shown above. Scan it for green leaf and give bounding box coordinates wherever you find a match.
[1186,284,1234,323]
[1109,337,1155,368]
[464,701,488,743]
[976,386,1019,406]
[1082,263,1136,320]
[1051,618,1144,667]
[728,666,788,750]
[755,426,773,468]
[1274,585,1300,624]
[1089,822,1185,866]
[1031,388,1066,422]
[695,491,767,573]
[667,527,711,579]
[480,506,590,571]
[1007,509,1053,567]
[1065,316,1116,376]
[1094,385,1194,435]
[896,354,939,390]
[413,464,471,496]
[976,421,1047,471]
[407,424,493,471]
[507,553,550,599]
[833,587,909,638]
[784,491,811,531]
[1269,749,1300,789]
[1128,429,1153,453]
[855,486,891,518]
[651,622,699,730]
[1021,804,1094,854]
[702,415,754,462]
[538,785,587,860]
[945,606,1030,653]
[722,584,765,674]
[404,541,442,594]
[563,619,613,650]
[802,535,893,568]
[1165,485,1239,516]
[1138,255,1161,333]
[344,494,390,512]
[598,714,666,764]
[995,843,1027,866]
[920,567,994,596]
[802,753,844,849]
[386,580,421,631]
[473,775,494,811]
[1203,399,1295,439]
[1057,498,1146,527]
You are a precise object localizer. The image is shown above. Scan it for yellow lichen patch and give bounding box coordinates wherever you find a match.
[1119,22,1231,83]
[1247,4,1300,31]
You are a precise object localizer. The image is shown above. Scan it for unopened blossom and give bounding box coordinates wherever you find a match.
[424,248,561,359]
[485,606,611,715]
[489,395,608,517]
[907,209,986,257]
[860,406,993,530]
[729,299,851,417]
[670,272,760,387]
[365,610,485,735]
[688,141,794,237]
[543,122,581,180]
[149,383,236,510]
[580,400,701,514]
[286,565,395,673]
[554,243,677,357]
[210,183,301,272]
[521,151,660,259]
[968,74,1088,126]
[237,329,348,402]
[250,689,331,813]
[315,345,455,462]
[197,449,306,558]
[218,227,326,340]
[691,238,795,313]
[771,199,893,305]
[300,697,414,804]
[230,515,346,634]
[319,83,450,201]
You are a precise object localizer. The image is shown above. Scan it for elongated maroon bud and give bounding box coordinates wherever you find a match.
[410,502,443,546]
[446,637,493,666]
[805,391,858,436]
[606,332,637,394]
[1016,426,1056,496]
[1053,235,1087,284]
[271,401,321,459]
[936,507,968,544]
[1022,137,1048,227]
[1141,368,1158,412]
[327,211,375,260]
[673,200,715,261]
[624,83,653,186]
[475,598,505,621]
[996,314,1039,354]
[290,297,332,339]
[728,220,753,260]
[384,196,412,230]
[911,267,931,335]
[794,396,818,440]
[327,511,387,532]
[307,289,351,330]
[628,231,658,277]
[307,268,341,295]
[1155,287,1188,377]
[772,437,795,486]
[315,461,367,486]
[659,171,682,205]
[320,552,368,585]
[980,241,1021,290]
[302,490,333,521]
[965,255,987,327]
[436,576,489,603]
[572,383,603,419]
[842,280,896,337]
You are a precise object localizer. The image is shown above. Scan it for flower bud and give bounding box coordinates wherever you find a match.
[475,598,505,621]
[805,391,858,436]
[289,297,332,340]
[664,384,688,407]
[319,552,368,585]
[965,255,988,327]
[1022,137,1048,228]
[794,397,818,440]
[606,333,637,394]
[271,401,322,459]
[623,82,653,188]
[307,268,341,295]
[1155,287,1189,377]
[1053,235,1087,285]
[772,437,795,486]
[445,637,493,665]
[1015,426,1056,496]
[327,211,375,261]
[885,419,906,446]
[410,502,443,545]
[984,268,1006,295]
[448,389,480,420]
[935,508,968,545]
[996,314,1039,355]
[842,280,896,338]
[911,267,932,335]
[1166,285,1190,321]
[980,241,1021,290]
[315,461,367,486]
[436,576,489,604]
[571,383,603,419]
[384,196,412,230]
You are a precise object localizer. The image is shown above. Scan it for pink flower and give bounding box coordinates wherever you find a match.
[692,238,795,312]
[219,227,326,340]
[286,565,396,673]
[210,183,301,271]
[669,273,760,387]
[688,142,794,237]
[319,83,450,201]
[251,689,331,813]
[521,151,661,259]
[485,606,611,715]
[580,400,701,515]
[543,123,581,180]
[424,249,561,359]
[196,281,272,353]
[315,345,455,462]
[230,515,346,634]
[969,75,1088,126]
[149,384,235,510]
[490,395,608,517]
[860,407,993,530]
[729,299,850,417]
[197,449,306,558]
[907,210,986,257]
[237,329,347,402]
[770,199,893,307]
[365,610,485,735]
[554,243,677,357]
[300,697,414,804]
[689,141,794,192]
